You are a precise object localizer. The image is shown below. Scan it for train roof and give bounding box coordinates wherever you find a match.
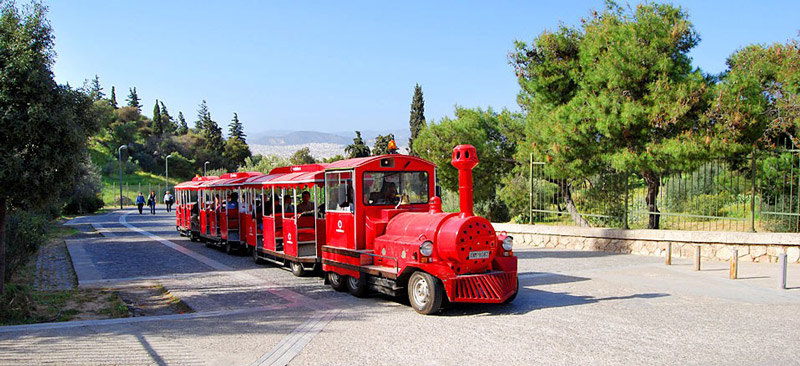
[175,175,219,188]
[324,154,434,170]
[209,171,264,187]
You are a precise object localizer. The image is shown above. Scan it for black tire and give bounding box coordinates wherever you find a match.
[205,241,214,248]
[347,275,369,298]
[290,262,305,277]
[253,246,265,264]
[327,271,347,292]
[504,278,519,304]
[407,272,444,315]
[225,241,234,255]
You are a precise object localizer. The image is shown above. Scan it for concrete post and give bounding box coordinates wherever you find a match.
[694,246,701,271]
[778,253,787,290]
[730,249,739,279]
[665,242,672,265]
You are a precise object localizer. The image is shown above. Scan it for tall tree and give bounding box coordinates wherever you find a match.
[84,74,104,101]
[151,99,162,135]
[195,99,209,130]
[126,87,142,111]
[109,85,117,109]
[408,83,426,156]
[0,2,99,293]
[344,131,370,158]
[372,133,395,155]
[196,100,224,154]
[176,111,188,135]
[160,101,174,133]
[228,112,246,142]
[510,2,710,229]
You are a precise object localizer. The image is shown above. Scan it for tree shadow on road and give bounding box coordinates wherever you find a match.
[438,271,668,316]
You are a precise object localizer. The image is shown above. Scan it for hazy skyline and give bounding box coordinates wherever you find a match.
[49,1,800,138]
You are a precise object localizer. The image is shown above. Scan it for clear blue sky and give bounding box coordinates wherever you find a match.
[48,1,799,138]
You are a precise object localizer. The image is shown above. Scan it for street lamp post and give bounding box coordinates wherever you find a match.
[165,154,173,194]
[118,145,128,210]
[204,161,210,176]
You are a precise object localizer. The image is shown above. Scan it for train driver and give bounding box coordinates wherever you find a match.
[297,191,314,214]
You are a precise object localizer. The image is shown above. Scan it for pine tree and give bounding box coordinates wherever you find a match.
[228,113,246,142]
[344,131,370,158]
[127,87,142,111]
[109,86,117,109]
[195,100,209,130]
[160,101,174,133]
[204,112,224,154]
[408,83,426,156]
[176,111,188,135]
[85,75,104,100]
[151,99,162,135]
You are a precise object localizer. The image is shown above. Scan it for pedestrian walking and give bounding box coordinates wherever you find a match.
[147,191,156,215]
[164,191,174,213]
[135,192,145,214]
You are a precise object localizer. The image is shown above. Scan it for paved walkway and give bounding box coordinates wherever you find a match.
[2,208,799,365]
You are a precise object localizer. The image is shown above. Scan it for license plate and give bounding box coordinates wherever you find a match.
[468,250,490,260]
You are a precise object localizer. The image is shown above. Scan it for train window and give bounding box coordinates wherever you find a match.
[325,171,353,212]
[363,171,429,205]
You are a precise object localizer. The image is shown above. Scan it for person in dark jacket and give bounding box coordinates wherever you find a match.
[147,191,156,215]
[136,193,145,214]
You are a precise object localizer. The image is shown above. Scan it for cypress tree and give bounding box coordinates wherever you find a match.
[151,99,162,135]
[109,86,117,109]
[408,84,426,156]
[127,87,142,111]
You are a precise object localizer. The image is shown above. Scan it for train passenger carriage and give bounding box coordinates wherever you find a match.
[198,172,263,253]
[245,164,327,276]
[174,175,218,240]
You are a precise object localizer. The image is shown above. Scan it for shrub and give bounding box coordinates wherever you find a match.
[476,196,510,223]
[63,156,104,214]
[4,212,46,282]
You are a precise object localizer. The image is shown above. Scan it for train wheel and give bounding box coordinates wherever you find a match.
[252,247,265,264]
[225,241,234,255]
[408,272,443,315]
[290,262,305,277]
[190,232,199,242]
[503,279,519,304]
[327,272,347,292]
[347,275,369,298]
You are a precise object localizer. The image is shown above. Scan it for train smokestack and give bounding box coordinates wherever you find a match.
[451,144,478,217]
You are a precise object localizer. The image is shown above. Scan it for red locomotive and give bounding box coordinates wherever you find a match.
[174,144,518,314]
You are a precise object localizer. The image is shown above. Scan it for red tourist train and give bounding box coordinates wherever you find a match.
[174,144,518,314]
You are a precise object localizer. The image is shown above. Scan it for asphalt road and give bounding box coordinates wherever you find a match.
[1,208,799,366]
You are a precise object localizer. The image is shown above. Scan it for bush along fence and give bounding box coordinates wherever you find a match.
[527,148,800,233]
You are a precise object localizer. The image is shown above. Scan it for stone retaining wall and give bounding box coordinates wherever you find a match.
[492,223,800,263]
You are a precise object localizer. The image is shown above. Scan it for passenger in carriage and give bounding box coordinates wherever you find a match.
[226,191,239,210]
[297,191,314,214]
[283,194,295,213]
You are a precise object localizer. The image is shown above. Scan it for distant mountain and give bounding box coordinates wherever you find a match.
[250,131,352,146]
[249,128,411,148]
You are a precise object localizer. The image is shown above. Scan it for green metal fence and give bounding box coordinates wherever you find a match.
[529,149,800,232]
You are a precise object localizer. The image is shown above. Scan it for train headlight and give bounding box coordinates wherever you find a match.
[420,240,434,257]
[502,236,514,251]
